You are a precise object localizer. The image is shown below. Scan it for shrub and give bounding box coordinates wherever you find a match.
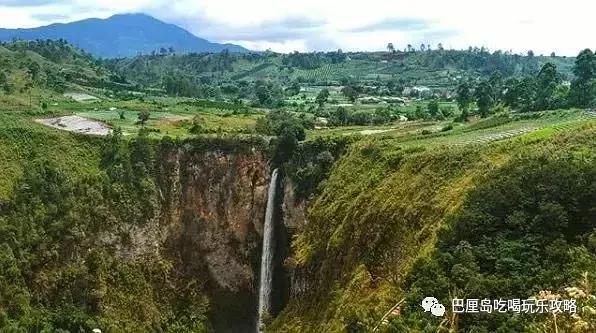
[137,110,150,125]
[441,124,453,132]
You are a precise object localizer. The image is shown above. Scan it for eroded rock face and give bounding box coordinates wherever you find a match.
[281,178,310,298]
[282,178,308,231]
[124,140,309,330]
[163,145,270,292]
[153,142,270,331]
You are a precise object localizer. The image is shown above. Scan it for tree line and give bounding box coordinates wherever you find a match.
[456,49,595,119]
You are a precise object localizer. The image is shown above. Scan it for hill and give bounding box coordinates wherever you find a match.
[272,118,595,332]
[105,49,576,91]
[0,13,248,58]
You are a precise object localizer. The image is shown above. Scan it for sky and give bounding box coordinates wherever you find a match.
[0,0,593,56]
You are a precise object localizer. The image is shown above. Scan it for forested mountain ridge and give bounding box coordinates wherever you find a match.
[0,39,158,109]
[104,48,576,90]
[0,14,248,58]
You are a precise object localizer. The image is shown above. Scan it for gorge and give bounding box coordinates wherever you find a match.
[0,120,593,332]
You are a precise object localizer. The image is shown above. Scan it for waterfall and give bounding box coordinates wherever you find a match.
[257,168,279,332]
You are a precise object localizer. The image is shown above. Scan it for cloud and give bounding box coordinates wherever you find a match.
[190,16,326,43]
[347,18,430,33]
[0,0,594,55]
[30,13,70,21]
[0,0,65,6]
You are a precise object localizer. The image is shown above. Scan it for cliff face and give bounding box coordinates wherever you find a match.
[282,178,308,231]
[281,177,310,297]
[116,139,314,331]
[157,142,271,331]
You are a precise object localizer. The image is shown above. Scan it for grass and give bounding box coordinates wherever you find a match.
[271,116,595,332]
[0,111,101,200]
[308,109,593,147]
[1,93,263,138]
[76,108,260,138]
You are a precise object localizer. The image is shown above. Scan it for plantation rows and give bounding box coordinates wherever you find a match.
[452,126,538,146]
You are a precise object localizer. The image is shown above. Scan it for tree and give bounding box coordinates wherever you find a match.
[440,106,455,118]
[572,49,595,80]
[315,88,330,107]
[373,107,392,124]
[273,126,298,165]
[101,127,131,180]
[163,75,199,97]
[130,128,153,179]
[534,63,561,110]
[254,80,283,107]
[341,86,359,102]
[414,105,429,120]
[427,100,440,118]
[138,110,150,126]
[332,106,349,126]
[475,80,495,117]
[488,72,504,102]
[188,115,203,134]
[503,78,521,109]
[504,76,537,112]
[456,82,473,114]
[256,110,307,140]
[386,43,395,53]
[286,81,301,96]
[24,60,40,81]
[255,81,272,106]
[569,49,595,107]
[518,77,538,112]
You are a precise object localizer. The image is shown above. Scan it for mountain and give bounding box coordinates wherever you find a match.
[0,13,248,58]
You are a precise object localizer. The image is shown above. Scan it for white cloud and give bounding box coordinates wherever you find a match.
[0,0,593,55]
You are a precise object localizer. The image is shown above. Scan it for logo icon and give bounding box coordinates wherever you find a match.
[422,297,446,317]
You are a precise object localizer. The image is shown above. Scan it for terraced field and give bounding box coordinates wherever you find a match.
[309,109,595,149]
[393,109,595,147]
[222,57,468,87]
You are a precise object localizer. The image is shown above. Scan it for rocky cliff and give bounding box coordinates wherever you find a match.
[155,139,272,331]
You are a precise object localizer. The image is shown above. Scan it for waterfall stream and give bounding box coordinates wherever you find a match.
[257,168,279,332]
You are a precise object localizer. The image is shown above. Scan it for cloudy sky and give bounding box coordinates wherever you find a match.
[0,0,593,55]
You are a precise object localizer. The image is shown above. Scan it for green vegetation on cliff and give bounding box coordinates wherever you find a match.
[272,119,595,332]
[0,129,208,331]
[0,113,272,331]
